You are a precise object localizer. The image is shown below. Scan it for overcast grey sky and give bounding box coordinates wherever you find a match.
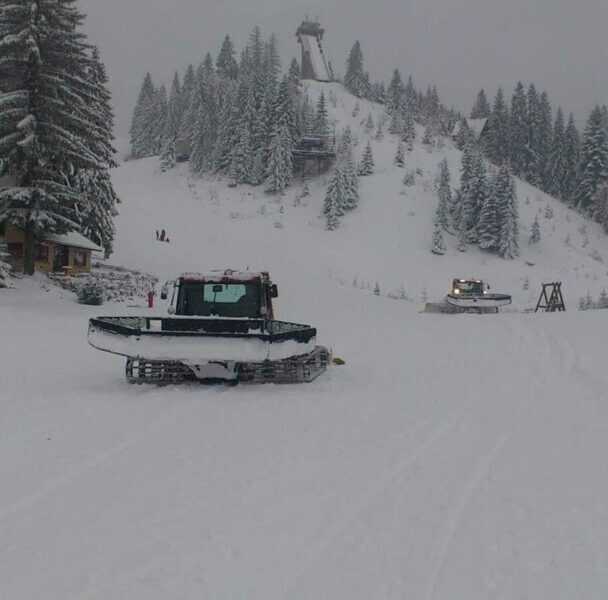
[79,0,608,136]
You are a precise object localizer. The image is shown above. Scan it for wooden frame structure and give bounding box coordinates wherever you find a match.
[535,282,566,312]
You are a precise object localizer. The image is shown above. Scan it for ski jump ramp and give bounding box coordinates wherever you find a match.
[300,34,332,82]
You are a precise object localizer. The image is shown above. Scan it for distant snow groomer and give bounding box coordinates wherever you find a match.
[424,279,512,314]
[445,279,512,313]
[88,270,330,384]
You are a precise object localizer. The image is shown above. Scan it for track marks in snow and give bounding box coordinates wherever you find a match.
[0,406,187,523]
[425,434,510,600]
[283,418,460,597]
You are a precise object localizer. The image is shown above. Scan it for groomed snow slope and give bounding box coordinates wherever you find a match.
[2,82,608,599]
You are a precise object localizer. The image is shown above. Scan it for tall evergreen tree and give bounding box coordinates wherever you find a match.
[431,208,447,255]
[435,158,451,230]
[273,76,297,143]
[470,89,491,119]
[576,105,608,212]
[265,123,293,193]
[387,69,404,114]
[288,58,300,87]
[342,154,360,211]
[130,73,157,158]
[525,83,542,185]
[496,165,520,258]
[216,35,239,80]
[73,46,119,258]
[537,91,553,190]
[152,84,169,154]
[358,141,374,176]
[563,112,581,204]
[177,64,196,142]
[485,87,510,165]
[166,72,182,137]
[0,0,117,273]
[314,91,330,137]
[547,107,567,199]
[402,110,416,149]
[344,41,369,98]
[529,214,541,244]
[595,182,608,233]
[73,169,118,257]
[477,173,499,251]
[394,140,405,167]
[323,165,345,230]
[190,58,219,173]
[509,82,528,177]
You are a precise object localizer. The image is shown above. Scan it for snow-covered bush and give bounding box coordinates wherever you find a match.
[403,171,416,187]
[597,289,608,309]
[77,280,105,305]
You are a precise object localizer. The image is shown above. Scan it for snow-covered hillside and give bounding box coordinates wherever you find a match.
[2,81,608,600]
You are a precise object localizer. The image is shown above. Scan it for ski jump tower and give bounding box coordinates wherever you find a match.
[296,20,333,82]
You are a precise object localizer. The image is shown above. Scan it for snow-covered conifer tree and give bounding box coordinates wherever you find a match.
[394,141,405,167]
[537,91,553,190]
[597,288,608,309]
[401,110,416,150]
[387,69,404,114]
[389,110,402,135]
[484,87,510,165]
[73,170,118,257]
[435,159,451,230]
[547,107,567,199]
[344,41,369,98]
[159,139,176,172]
[422,124,435,146]
[342,154,359,211]
[458,143,487,242]
[0,0,118,273]
[177,64,196,143]
[496,165,520,259]
[594,182,608,233]
[314,92,330,137]
[162,71,182,155]
[470,89,491,119]
[323,166,344,230]
[265,123,293,194]
[365,113,374,133]
[288,58,300,86]
[431,207,447,255]
[130,73,157,158]
[71,46,119,258]
[358,142,375,176]
[509,82,528,177]
[529,214,541,244]
[563,113,581,204]
[273,76,298,143]
[216,35,239,80]
[576,106,608,212]
[477,175,499,251]
[152,85,168,155]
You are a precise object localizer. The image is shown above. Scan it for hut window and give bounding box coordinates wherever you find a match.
[35,244,49,262]
[73,249,87,267]
[8,243,23,258]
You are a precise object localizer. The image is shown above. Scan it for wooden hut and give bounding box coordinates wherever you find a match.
[0,223,102,275]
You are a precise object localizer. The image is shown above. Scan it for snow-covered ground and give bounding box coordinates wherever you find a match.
[2,82,608,599]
